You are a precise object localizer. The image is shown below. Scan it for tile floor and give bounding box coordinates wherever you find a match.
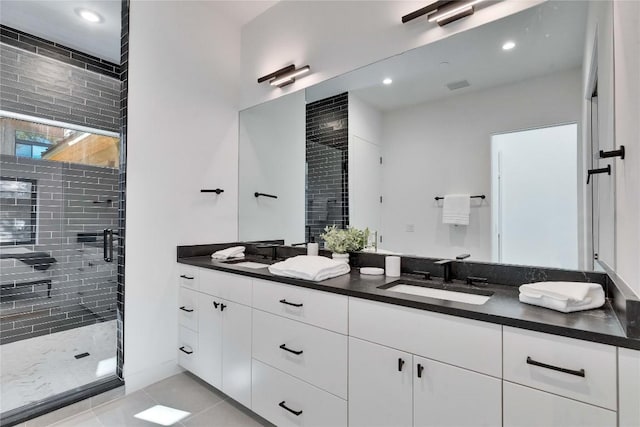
[1,320,117,413]
[22,372,271,427]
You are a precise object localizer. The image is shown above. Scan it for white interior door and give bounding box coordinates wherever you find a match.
[491,124,578,269]
[349,135,382,239]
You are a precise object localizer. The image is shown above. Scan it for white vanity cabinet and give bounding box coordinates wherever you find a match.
[177,264,635,427]
[619,348,640,427]
[250,279,349,427]
[176,266,252,408]
[348,337,413,427]
[503,326,617,427]
[348,298,502,427]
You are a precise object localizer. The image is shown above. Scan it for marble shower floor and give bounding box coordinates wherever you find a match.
[1,320,117,414]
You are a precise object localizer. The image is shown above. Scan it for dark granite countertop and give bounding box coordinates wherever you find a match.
[178,255,640,351]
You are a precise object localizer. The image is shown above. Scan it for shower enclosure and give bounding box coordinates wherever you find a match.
[0,115,121,416]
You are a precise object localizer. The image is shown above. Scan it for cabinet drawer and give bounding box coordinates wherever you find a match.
[503,327,616,410]
[177,326,198,373]
[349,298,502,377]
[200,269,252,306]
[178,265,199,289]
[178,288,198,332]
[252,309,347,399]
[252,279,348,334]
[252,359,347,427]
[503,381,616,427]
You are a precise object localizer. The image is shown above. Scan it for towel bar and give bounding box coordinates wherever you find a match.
[434,195,485,201]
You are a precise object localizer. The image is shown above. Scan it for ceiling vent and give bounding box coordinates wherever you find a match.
[446,80,471,91]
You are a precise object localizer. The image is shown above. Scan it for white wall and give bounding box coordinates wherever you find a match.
[240,0,544,109]
[380,68,582,261]
[238,90,306,244]
[613,0,640,296]
[125,1,241,391]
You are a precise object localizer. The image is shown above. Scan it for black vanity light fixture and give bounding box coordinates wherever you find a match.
[258,64,311,88]
[402,0,484,26]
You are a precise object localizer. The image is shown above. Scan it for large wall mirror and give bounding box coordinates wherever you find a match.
[239,0,616,272]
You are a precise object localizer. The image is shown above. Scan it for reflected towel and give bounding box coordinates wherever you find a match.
[519,281,605,313]
[211,246,245,260]
[268,255,350,281]
[442,194,470,225]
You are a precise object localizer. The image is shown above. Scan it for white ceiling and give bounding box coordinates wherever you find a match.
[306,1,588,111]
[0,0,279,64]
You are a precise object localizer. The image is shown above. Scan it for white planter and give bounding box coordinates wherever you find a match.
[332,253,349,264]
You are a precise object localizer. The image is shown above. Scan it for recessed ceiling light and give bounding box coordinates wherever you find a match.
[76,8,103,23]
[502,41,516,51]
[383,78,393,85]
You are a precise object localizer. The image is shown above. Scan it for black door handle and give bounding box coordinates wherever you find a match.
[398,358,405,372]
[279,344,303,355]
[220,304,227,311]
[103,228,113,262]
[526,356,585,377]
[179,346,193,355]
[179,306,194,313]
[279,401,303,416]
[180,275,194,280]
[417,363,424,378]
[279,299,303,307]
[213,301,220,309]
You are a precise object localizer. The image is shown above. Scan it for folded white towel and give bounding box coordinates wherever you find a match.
[519,281,605,313]
[268,255,350,282]
[443,194,471,225]
[211,246,246,260]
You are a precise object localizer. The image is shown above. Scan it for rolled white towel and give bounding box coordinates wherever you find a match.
[519,281,605,313]
[211,246,246,260]
[268,255,350,282]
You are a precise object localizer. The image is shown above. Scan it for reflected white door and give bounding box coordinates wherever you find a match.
[491,124,578,269]
[349,135,382,239]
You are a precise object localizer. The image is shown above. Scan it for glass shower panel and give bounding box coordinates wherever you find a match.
[0,117,119,414]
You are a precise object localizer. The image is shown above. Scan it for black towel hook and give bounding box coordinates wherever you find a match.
[201,188,224,194]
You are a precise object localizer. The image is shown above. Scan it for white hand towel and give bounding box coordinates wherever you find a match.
[442,194,471,225]
[211,246,246,260]
[518,281,605,313]
[268,255,350,282]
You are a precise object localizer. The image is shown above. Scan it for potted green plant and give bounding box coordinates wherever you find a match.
[320,225,369,263]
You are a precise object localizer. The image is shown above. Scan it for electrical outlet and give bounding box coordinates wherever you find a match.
[405,224,415,232]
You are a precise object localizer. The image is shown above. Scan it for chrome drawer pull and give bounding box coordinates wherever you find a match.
[526,356,585,377]
[179,346,193,355]
[279,344,303,355]
[180,275,194,280]
[179,306,194,313]
[279,299,303,307]
[279,401,303,416]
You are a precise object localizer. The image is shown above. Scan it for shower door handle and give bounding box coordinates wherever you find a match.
[103,229,119,262]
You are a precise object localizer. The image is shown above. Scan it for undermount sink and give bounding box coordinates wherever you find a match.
[379,280,493,305]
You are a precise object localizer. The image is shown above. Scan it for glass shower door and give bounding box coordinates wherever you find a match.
[0,116,120,415]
